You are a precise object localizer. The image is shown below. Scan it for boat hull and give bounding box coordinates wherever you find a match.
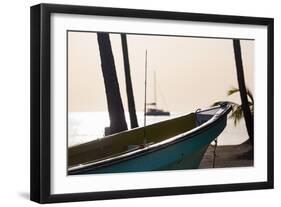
[70,114,227,174]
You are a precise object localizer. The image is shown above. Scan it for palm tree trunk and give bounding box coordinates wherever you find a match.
[233,39,254,144]
[97,32,128,135]
[121,34,138,128]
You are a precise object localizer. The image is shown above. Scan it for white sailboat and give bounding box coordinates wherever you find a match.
[146,71,170,116]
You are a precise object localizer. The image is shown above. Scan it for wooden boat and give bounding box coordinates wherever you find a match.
[68,103,231,175]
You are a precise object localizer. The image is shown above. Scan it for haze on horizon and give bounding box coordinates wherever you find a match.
[68,31,254,113]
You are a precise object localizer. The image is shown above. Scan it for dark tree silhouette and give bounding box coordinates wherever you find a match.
[121,33,139,129]
[233,39,254,144]
[97,32,128,135]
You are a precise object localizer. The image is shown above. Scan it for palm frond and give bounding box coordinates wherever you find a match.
[212,86,254,127]
[227,87,239,96]
[229,105,243,126]
[227,87,254,105]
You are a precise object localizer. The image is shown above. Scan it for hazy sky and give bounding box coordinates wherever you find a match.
[68,31,254,113]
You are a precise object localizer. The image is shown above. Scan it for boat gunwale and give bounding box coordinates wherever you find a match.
[68,104,232,174]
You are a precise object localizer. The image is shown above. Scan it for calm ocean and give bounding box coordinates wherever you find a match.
[68,112,248,147]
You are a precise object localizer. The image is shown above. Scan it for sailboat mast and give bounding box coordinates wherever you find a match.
[143,50,148,145]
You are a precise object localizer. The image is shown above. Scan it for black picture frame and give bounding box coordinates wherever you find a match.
[30,3,274,203]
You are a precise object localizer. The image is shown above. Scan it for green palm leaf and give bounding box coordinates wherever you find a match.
[212,86,254,127]
[227,87,240,96]
[227,87,253,105]
[229,105,243,126]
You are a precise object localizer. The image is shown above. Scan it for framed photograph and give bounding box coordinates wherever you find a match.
[30,3,274,203]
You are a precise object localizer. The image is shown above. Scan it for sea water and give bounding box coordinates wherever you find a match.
[68,112,249,147]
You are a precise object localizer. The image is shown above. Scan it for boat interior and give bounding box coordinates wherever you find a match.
[68,107,221,168]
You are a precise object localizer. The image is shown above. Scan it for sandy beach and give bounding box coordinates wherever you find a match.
[199,142,253,169]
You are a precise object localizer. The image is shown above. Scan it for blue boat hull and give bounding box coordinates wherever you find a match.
[72,114,227,174]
